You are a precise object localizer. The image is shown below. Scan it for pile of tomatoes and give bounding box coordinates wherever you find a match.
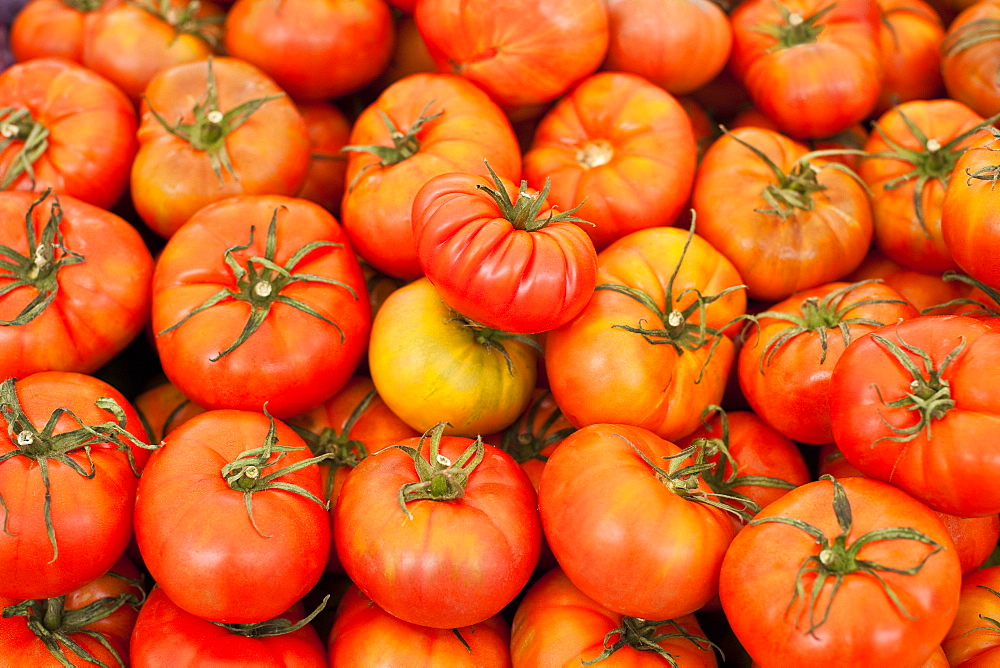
[3,0,1000,665]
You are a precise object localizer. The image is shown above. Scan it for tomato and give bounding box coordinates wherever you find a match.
[131,586,327,667]
[738,280,918,445]
[294,100,351,215]
[414,0,609,121]
[411,164,598,334]
[224,0,394,101]
[831,315,1000,517]
[729,0,882,139]
[132,378,206,444]
[941,132,1000,290]
[328,585,511,667]
[720,475,961,666]
[341,72,521,279]
[376,13,435,88]
[368,277,537,437]
[131,57,311,239]
[943,565,1000,666]
[0,372,151,600]
[521,71,698,251]
[81,0,224,105]
[134,408,329,623]
[941,0,1000,118]
[601,0,731,96]
[692,126,873,302]
[152,195,370,420]
[0,556,143,667]
[846,247,974,315]
[538,423,740,620]
[544,225,746,442]
[0,57,137,210]
[0,190,154,380]
[334,424,541,628]
[874,0,946,114]
[511,567,719,667]
[860,99,995,273]
[9,0,120,63]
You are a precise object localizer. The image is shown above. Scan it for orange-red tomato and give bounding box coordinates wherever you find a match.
[942,0,1000,118]
[10,0,120,63]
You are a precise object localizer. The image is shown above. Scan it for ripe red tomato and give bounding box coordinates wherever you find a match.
[9,0,120,63]
[874,0,946,114]
[294,100,351,215]
[334,424,541,629]
[411,165,598,334]
[943,565,1000,665]
[941,0,1000,118]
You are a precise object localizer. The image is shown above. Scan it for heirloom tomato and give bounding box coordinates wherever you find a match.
[943,565,1000,665]
[720,475,961,666]
[9,0,119,63]
[0,372,151,600]
[831,316,1000,517]
[294,100,351,215]
[411,163,597,334]
[0,190,153,380]
[134,409,329,624]
[874,0,945,114]
[522,71,698,251]
[131,57,311,238]
[152,195,370,420]
[942,0,1000,118]
[334,424,542,629]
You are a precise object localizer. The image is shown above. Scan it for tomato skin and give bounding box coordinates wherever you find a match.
[0,556,142,666]
[134,410,329,624]
[9,0,120,63]
[411,170,598,335]
[720,476,961,667]
[334,433,541,629]
[738,280,919,445]
[152,195,371,420]
[941,135,1000,290]
[943,565,1000,666]
[368,277,537,437]
[328,585,512,667]
[511,567,718,668]
[224,0,394,101]
[414,0,609,120]
[521,71,698,251]
[831,315,1000,517]
[0,372,150,600]
[729,0,882,139]
[538,424,739,620]
[131,57,311,239]
[133,379,206,444]
[0,191,154,381]
[294,100,351,215]
[130,586,327,667]
[341,73,521,280]
[692,126,874,302]
[0,57,137,210]
[874,0,945,114]
[941,0,1000,118]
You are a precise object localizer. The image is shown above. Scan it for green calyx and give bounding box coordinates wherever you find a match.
[145,57,283,183]
[750,475,943,635]
[751,279,908,370]
[341,101,442,191]
[957,126,1000,187]
[582,616,722,666]
[475,160,589,232]
[129,0,223,49]
[923,271,1000,316]
[0,189,84,327]
[961,584,1000,639]
[156,205,357,361]
[449,312,541,377]
[2,580,145,668]
[942,17,1000,58]
[869,330,961,446]
[498,390,574,464]
[0,378,158,562]
[753,3,835,50]
[0,106,50,190]
[387,422,484,521]
[62,0,108,10]
[221,406,333,538]
[213,594,330,639]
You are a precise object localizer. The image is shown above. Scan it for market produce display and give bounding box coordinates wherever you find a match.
[3,0,1000,665]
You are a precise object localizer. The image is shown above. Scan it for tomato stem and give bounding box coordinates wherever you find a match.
[475,160,589,232]
[0,106,50,190]
[213,594,331,638]
[341,102,443,191]
[498,390,575,464]
[752,3,835,50]
[581,616,721,666]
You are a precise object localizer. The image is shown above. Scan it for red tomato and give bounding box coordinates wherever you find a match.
[0,556,143,667]
[874,0,946,114]
[294,100,351,215]
[0,190,154,380]
[224,0,395,101]
[0,372,151,600]
[134,409,330,623]
[538,424,739,620]
[9,0,120,63]
[152,195,371,420]
[0,57,137,210]
[328,585,512,667]
[411,165,598,334]
[131,57,311,239]
[132,378,206,444]
[720,475,961,666]
[941,0,1000,118]
[943,565,1000,665]
[334,424,541,629]
[130,586,327,667]
[831,315,1000,517]
[511,567,719,667]
[521,71,698,251]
